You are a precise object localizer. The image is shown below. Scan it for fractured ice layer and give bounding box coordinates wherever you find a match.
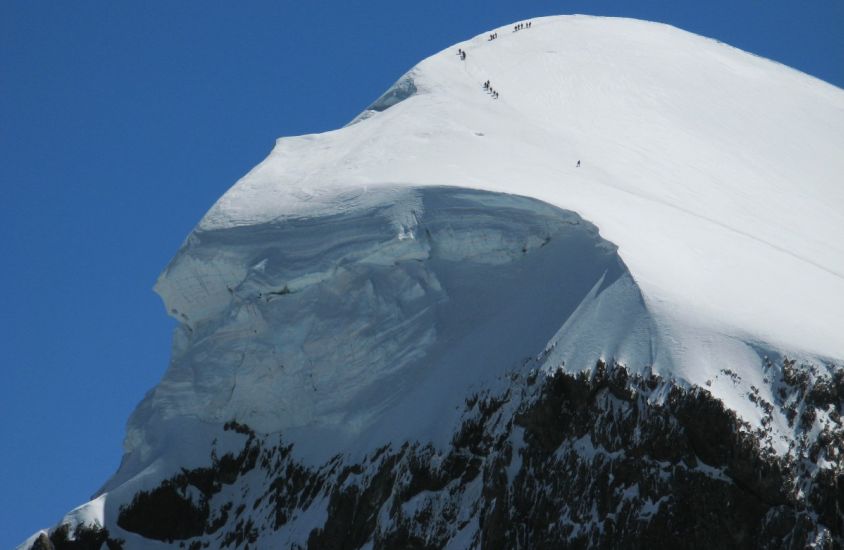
[124,187,645,470]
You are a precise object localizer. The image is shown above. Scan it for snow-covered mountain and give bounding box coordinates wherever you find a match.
[24,15,844,550]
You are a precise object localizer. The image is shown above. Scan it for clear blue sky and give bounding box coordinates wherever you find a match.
[1,1,841,546]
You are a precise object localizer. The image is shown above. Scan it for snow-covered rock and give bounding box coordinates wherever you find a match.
[23,15,843,550]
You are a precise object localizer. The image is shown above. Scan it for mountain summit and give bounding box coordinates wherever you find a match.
[24,16,844,549]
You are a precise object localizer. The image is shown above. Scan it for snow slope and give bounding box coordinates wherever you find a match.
[22,15,844,549]
[196,15,844,364]
[160,14,841,417]
[145,15,844,461]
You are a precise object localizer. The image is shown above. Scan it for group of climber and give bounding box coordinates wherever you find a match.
[461,21,536,101]
[483,80,498,99]
[454,22,582,167]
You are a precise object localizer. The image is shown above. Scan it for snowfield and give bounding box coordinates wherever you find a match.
[153,14,844,450]
[141,10,844,492]
[198,15,844,362]
[21,15,844,550]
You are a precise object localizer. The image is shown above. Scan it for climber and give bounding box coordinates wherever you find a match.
[577,160,581,167]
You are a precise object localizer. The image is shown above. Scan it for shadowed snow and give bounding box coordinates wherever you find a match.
[138,188,643,467]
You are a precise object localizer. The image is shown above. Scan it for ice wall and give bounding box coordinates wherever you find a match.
[120,187,645,472]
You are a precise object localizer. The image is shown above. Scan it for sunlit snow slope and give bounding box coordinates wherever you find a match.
[170,15,844,413]
[143,15,844,458]
[199,15,844,363]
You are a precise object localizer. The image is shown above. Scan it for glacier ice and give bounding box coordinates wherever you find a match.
[127,187,644,469]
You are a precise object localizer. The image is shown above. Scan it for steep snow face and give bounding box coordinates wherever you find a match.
[135,188,644,468]
[129,13,844,476]
[199,15,844,368]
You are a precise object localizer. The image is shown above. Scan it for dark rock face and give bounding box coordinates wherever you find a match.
[36,360,842,549]
[31,523,123,550]
[116,421,259,541]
